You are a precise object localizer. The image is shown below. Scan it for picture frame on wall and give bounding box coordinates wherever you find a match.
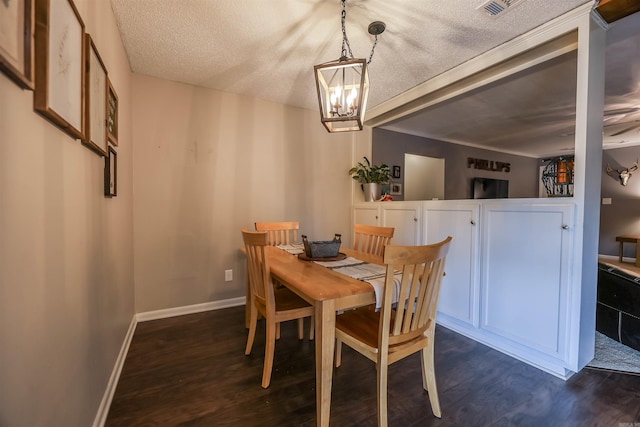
[104,145,117,197]
[107,79,118,146]
[392,165,401,179]
[0,0,34,89]
[82,34,107,156]
[33,0,85,140]
[390,183,402,196]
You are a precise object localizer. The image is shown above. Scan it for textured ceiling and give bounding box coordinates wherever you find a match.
[110,0,590,111]
[110,0,640,157]
[381,10,640,157]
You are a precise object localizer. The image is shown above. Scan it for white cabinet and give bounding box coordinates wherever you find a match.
[352,199,579,378]
[480,201,574,367]
[353,204,380,226]
[381,203,421,246]
[423,201,481,328]
[353,202,421,246]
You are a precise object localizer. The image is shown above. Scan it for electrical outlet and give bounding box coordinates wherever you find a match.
[602,198,612,205]
[225,269,233,282]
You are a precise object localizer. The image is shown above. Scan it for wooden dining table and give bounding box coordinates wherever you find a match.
[265,246,380,427]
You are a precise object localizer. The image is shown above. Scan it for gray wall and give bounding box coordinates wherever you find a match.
[373,128,539,201]
[374,128,640,258]
[600,146,640,257]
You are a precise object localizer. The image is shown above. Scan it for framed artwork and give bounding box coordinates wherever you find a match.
[104,145,117,197]
[390,183,402,196]
[82,34,107,156]
[107,79,118,146]
[33,0,85,140]
[392,165,401,179]
[0,0,34,89]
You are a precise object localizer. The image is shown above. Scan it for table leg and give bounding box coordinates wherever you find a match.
[245,277,251,328]
[315,299,336,427]
[619,241,624,263]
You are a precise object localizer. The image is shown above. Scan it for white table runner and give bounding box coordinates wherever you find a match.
[276,243,305,255]
[314,257,401,309]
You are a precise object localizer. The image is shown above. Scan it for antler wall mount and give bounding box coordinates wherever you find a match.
[606,159,639,186]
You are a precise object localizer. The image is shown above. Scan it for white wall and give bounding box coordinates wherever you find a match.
[131,75,354,312]
[0,1,134,426]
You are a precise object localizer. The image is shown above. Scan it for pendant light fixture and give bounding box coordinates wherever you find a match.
[314,0,385,133]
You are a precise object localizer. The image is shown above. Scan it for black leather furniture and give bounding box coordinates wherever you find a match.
[596,262,640,352]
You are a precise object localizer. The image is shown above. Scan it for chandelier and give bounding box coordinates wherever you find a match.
[314,0,385,133]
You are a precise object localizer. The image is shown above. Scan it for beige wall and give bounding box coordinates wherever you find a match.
[132,75,354,312]
[0,1,133,426]
[1,2,356,423]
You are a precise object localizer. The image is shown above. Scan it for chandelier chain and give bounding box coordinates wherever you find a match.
[340,0,354,58]
[367,35,379,65]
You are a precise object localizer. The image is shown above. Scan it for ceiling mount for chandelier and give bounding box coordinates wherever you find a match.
[314,0,385,133]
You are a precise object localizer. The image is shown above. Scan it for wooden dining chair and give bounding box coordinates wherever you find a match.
[334,236,453,426]
[255,221,300,246]
[255,220,314,340]
[353,223,395,258]
[242,228,314,388]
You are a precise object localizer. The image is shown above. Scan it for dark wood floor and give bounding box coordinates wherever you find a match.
[106,306,640,426]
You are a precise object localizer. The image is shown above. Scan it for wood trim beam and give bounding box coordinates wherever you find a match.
[595,0,640,23]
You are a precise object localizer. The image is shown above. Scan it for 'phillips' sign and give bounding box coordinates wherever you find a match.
[467,158,511,173]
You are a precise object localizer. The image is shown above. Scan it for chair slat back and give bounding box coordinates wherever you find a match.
[255,221,300,246]
[353,224,394,257]
[380,237,452,348]
[242,229,275,313]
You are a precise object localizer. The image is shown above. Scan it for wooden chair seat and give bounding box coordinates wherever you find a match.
[273,287,313,313]
[335,307,384,351]
[336,305,431,365]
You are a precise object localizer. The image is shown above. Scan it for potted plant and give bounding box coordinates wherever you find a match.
[348,156,391,201]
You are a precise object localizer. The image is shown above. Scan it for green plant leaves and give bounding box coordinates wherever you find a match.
[348,156,391,184]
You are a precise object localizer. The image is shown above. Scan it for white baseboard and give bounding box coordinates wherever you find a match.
[92,316,137,427]
[92,296,246,426]
[136,296,246,322]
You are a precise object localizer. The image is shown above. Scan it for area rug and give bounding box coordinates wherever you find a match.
[586,332,640,375]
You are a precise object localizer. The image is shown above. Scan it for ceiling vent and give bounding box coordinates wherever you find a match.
[477,0,525,17]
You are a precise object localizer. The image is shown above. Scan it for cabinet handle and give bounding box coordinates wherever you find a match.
[376,216,378,219]
[414,218,417,222]
[562,224,569,230]
[470,220,475,225]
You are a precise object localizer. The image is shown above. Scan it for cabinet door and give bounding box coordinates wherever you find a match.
[424,201,480,327]
[381,203,421,245]
[481,202,574,361]
[353,204,380,226]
